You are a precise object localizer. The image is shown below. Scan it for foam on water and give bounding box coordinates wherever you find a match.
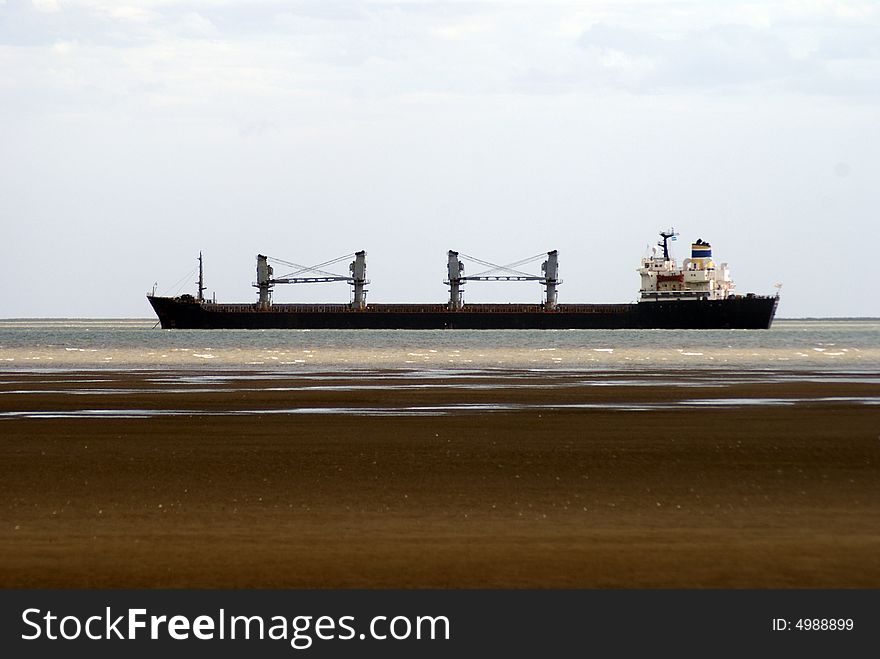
[0,319,878,372]
[3,394,878,419]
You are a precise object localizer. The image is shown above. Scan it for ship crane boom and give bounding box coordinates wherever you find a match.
[270,276,352,284]
[463,276,544,281]
[255,251,369,310]
[445,250,561,311]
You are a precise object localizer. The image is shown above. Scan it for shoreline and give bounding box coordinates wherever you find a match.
[1,368,878,588]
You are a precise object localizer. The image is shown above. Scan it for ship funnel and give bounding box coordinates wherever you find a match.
[691,239,712,259]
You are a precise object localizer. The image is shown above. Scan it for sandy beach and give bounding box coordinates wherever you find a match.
[1,369,878,588]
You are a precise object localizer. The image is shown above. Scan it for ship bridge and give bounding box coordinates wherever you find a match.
[638,229,735,302]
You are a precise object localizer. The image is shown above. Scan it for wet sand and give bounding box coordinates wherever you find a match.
[1,369,878,588]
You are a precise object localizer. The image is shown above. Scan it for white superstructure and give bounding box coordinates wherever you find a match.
[638,229,735,302]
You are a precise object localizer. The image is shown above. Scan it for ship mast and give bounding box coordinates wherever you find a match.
[197,251,206,302]
[542,250,559,310]
[446,251,464,310]
[658,228,678,261]
[349,251,368,310]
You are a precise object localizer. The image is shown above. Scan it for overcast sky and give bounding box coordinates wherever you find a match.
[1,0,878,317]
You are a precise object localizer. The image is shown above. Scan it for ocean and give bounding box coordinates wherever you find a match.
[0,318,877,372]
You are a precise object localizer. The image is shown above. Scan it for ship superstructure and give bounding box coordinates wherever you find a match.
[147,230,778,330]
[638,229,734,302]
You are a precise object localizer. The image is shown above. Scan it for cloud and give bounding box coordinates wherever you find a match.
[570,19,880,97]
[432,17,495,42]
[238,118,278,138]
[576,23,792,90]
[175,11,219,38]
[31,0,59,12]
[814,25,880,60]
[3,0,880,125]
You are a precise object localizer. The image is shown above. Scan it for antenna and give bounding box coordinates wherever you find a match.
[658,228,678,261]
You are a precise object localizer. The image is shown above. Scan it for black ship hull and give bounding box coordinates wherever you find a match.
[147,295,779,330]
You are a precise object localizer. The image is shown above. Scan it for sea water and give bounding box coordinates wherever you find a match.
[0,319,877,372]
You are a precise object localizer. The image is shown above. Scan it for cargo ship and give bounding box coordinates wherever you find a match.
[147,230,778,329]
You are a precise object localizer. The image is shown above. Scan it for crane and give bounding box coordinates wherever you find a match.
[255,251,368,309]
[445,250,561,311]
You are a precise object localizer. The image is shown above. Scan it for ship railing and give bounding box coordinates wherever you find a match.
[365,304,449,313]
[202,302,636,314]
[457,304,545,313]
[557,304,633,314]
[639,291,711,301]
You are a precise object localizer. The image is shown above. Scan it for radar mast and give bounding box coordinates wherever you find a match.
[197,252,206,302]
[658,228,678,261]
